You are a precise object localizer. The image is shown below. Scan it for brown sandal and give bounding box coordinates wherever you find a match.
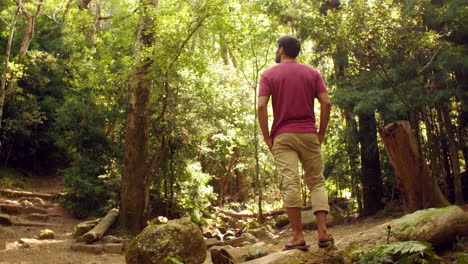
[318,234,334,248]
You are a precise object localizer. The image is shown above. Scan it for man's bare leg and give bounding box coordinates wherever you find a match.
[315,210,331,242]
[286,207,306,246]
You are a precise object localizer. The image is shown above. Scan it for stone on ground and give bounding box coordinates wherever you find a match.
[103,243,123,254]
[126,217,206,264]
[37,229,55,239]
[71,243,103,254]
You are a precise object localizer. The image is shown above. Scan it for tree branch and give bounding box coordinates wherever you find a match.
[168,14,209,70]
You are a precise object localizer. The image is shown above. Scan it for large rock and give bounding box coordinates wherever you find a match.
[337,206,468,253]
[126,217,206,264]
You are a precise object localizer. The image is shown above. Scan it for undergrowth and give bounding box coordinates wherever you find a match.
[0,168,42,189]
[353,241,442,264]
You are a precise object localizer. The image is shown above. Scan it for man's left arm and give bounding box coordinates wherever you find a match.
[258,95,272,150]
[317,92,331,144]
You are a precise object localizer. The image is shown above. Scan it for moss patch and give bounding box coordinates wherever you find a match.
[391,206,461,240]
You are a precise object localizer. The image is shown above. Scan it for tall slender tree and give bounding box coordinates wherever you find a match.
[119,0,158,234]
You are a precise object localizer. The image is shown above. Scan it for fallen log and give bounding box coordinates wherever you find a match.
[336,206,468,252]
[213,198,346,219]
[0,189,59,200]
[214,206,311,218]
[81,208,119,243]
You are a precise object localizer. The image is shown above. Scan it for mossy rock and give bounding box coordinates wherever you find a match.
[126,217,206,264]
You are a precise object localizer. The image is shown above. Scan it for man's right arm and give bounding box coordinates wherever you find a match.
[317,92,331,144]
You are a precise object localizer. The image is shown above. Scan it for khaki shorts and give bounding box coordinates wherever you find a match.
[272,133,330,213]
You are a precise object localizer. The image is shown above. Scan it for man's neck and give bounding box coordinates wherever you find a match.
[281,56,295,63]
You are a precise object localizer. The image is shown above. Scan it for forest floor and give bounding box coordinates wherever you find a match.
[0,176,460,264]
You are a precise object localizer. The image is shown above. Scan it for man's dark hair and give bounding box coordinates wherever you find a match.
[277,36,301,58]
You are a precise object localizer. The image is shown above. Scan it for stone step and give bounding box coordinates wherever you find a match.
[0,189,61,200]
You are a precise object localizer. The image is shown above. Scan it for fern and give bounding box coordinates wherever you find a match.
[353,241,442,264]
[164,256,185,264]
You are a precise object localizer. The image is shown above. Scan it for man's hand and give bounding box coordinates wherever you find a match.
[264,137,273,151]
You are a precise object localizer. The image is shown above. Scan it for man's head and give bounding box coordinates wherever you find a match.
[275,36,301,63]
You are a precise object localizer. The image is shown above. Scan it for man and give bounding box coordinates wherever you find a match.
[257,36,333,249]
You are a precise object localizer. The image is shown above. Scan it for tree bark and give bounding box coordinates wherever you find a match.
[358,111,384,216]
[379,121,450,212]
[119,0,158,235]
[82,208,119,243]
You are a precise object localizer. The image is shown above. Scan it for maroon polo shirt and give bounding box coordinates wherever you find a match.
[259,61,328,139]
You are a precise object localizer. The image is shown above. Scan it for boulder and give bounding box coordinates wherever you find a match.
[126,217,206,264]
[337,206,468,253]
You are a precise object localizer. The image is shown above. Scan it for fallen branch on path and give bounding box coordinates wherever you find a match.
[81,208,119,243]
[213,206,312,218]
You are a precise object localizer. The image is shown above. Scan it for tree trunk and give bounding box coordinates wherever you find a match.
[119,0,158,235]
[358,111,384,216]
[344,111,362,215]
[235,169,245,202]
[439,105,464,204]
[219,147,239,205]
[423,109,450,196]
[1,1,42,126]
[379,121,450,212]
[0,7,20,129]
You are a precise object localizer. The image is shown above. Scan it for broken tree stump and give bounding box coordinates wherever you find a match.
[81,208,119,243]
[379,121,450,212]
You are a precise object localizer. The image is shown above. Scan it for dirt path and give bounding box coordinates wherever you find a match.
[0,176,125,264]
[0,177,397,264]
